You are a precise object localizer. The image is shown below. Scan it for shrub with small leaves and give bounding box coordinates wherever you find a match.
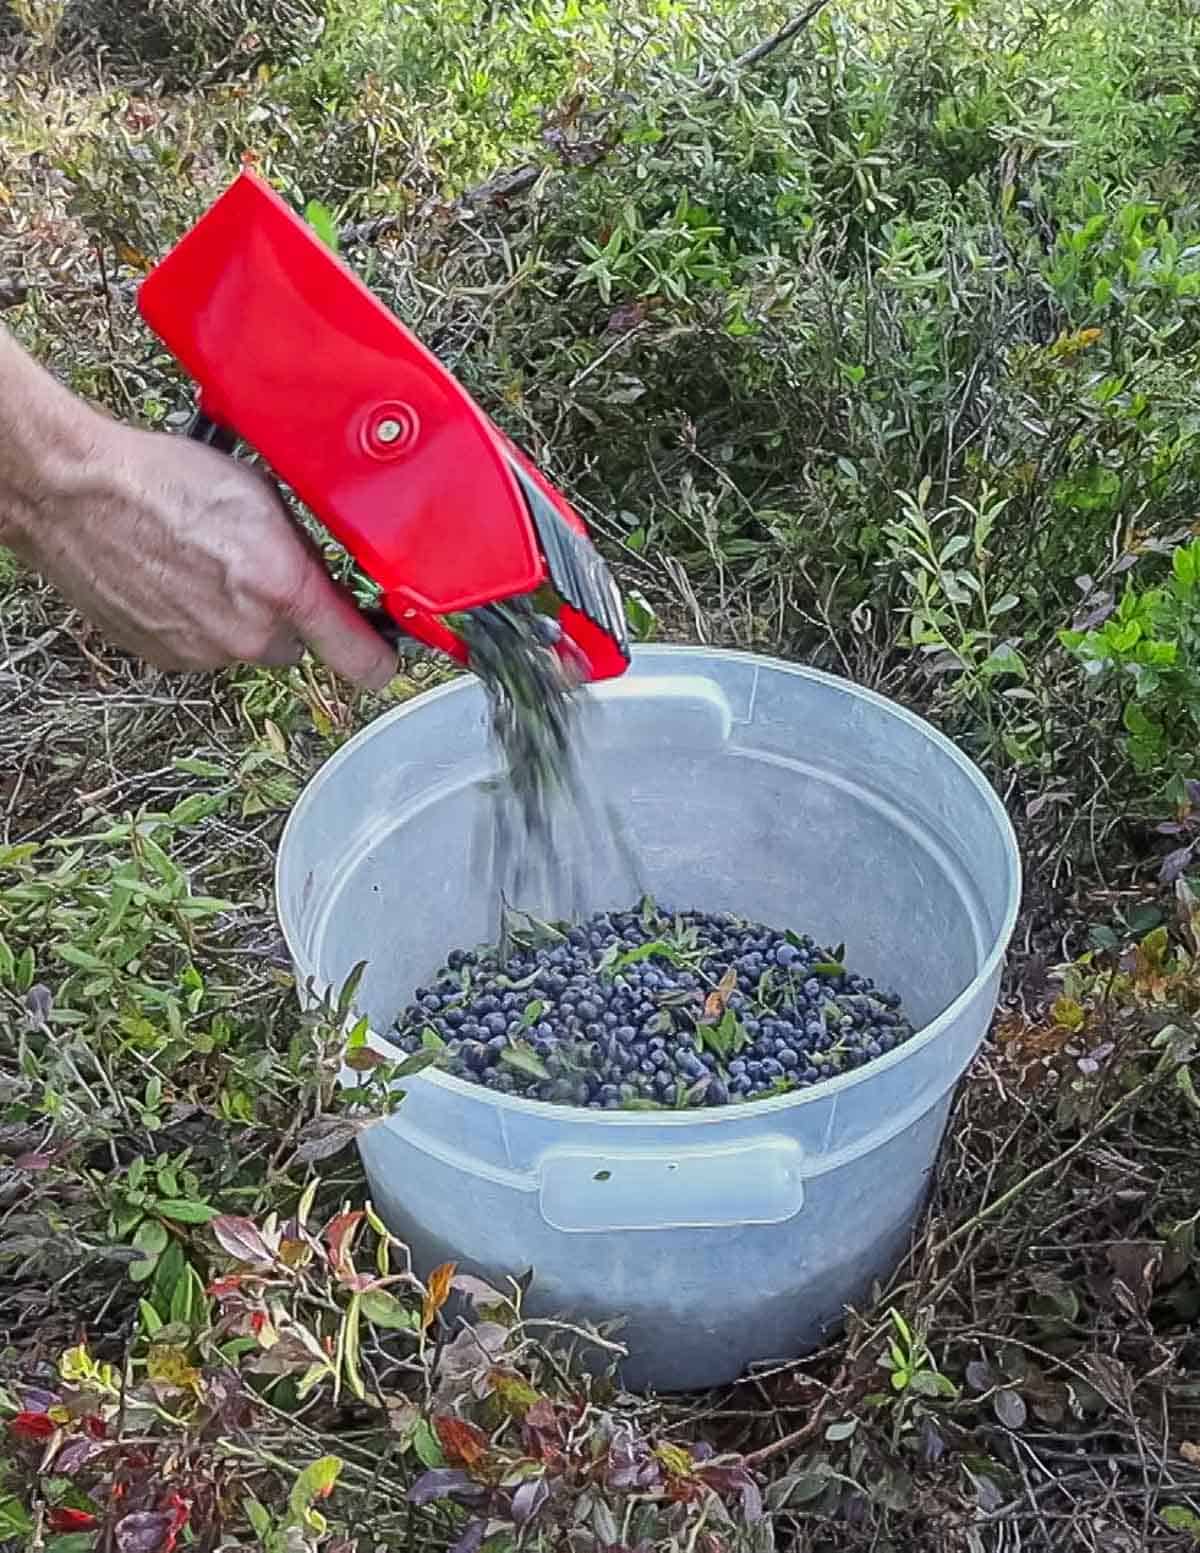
[1061,536,1200,798]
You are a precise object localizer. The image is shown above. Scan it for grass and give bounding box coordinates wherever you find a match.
[2,0,1200,1548]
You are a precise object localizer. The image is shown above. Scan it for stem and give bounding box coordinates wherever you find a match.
[934,1057,1182,1258]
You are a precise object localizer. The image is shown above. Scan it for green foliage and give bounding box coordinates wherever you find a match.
[268,0,1200,819]
[1162,1504,1200,1540]
[304,198,340,254]
[54,0,327,85]
[878,1309,957,1403]
[882,478,1025,708]
[7,0,1200,1545]
[1061,537,1200,793]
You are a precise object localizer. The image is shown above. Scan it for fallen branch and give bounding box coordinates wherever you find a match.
[339,164,542,248]
[706,0,835,92]
[0,626,63,676]
[933,1049,1190,1258]
[738,1363,849,1468]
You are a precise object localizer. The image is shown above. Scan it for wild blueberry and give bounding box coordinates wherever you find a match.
[393,906,912,1111]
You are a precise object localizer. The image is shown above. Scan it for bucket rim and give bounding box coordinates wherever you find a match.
[276,645,1022,1125]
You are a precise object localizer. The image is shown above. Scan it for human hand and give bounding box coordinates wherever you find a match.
[0,330,397,689]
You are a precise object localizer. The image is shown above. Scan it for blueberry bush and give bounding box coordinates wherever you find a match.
[3,0,1200,1549]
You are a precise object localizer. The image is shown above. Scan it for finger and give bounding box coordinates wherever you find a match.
[254,626,307,670]
[284,558,397,691]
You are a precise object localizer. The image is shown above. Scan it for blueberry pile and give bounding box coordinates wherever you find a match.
[390,903,915,1109]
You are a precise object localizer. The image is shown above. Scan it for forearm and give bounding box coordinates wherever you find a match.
[0,327,105,557]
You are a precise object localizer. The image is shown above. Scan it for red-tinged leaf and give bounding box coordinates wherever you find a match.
[48,1508,98,1532]
[289,1457,343,1519]
[696,1464,742,1494]
[703,967,739,1023]
[344,1045,388,1071]
[249,1310,280,1349]
[9,1411,55,1440]
[324,1211,365,1277]
[166,1495,190,1548]
[211,1215,275,1266]
[422,1261,456,1329]
[434,1415,489,1468]
[408,1469,486,1507]
[206,1275,246,1297]
[13,1152,51,1171]
[115,1510,174,1553]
